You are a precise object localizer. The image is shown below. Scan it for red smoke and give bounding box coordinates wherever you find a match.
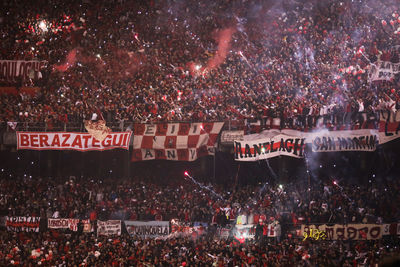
[54,48,78,72]
[206,27,236,70]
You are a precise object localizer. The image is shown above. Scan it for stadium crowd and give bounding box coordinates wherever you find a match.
[1,0,400,265]
[1,174,399,226]
[1,231,399,266]
[0,173,399,266]
[0,0,400,130]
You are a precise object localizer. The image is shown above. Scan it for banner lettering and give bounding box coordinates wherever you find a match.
[47,218,92,232]
[0,60,46,83]
[235,129,387,161]
[310,130,378,152]
[125,221,170,238]
[369,61,400,81]
[97,220,121,236]
[234,132,305,161]
[131,122,224,161]
[17,132,131,151]
[301,224,383,240]
[6,216,40,232]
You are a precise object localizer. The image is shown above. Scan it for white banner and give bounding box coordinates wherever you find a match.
[0,60,47,82]
[220,130,244,145]
[369,61,400,81]
[301,224,383,240]
[125,221,170,238]
[97,220,121,236]
[235,129,381,161]
[17,132,131,151]
[234,224,276,239]
[234,130,305,161]
[48,218,79,231]
[310,130,378,152]
[47,218,92,232]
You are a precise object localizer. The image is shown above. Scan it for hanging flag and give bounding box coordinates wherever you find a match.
[84,120,112,142]
[7,122,18,131]
[131,122,224,161]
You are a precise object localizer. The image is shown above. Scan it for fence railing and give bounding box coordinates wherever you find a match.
[1,111,388,133]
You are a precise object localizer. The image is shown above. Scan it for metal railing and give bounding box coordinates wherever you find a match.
[0,111,387,133]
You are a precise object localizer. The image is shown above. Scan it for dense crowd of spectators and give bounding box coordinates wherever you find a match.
[1,173,400,265]
[1,174,399,225]
[1,231,399,266]
[0,173,399,266]
[2,0,400,265]
[0,0,400,130]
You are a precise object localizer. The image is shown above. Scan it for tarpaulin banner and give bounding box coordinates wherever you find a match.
[97,220,121,236]
[220,130,244,145]
[17,132,131,151]
[6,216,40,232]
[378,120,400,145]
[131,122,224,161]
[169,220,207,239]
[48,218,92,232]
[234,224,276,239]
[234,130,306,161]
[369,61,400,81]
[309,130,378,152]
[125,221,170,238]
[48,218,79,231]
[235,129,383,161]
[0,60,46,83]
[300,224,383,240]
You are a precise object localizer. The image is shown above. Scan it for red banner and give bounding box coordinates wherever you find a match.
[48,218,93,232]
[17,132,131,151]
[131,122,224,161]
[6,216,40,232]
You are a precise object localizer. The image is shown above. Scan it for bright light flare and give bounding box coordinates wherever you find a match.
[39,20,48,32]
[195,65,201,71]
[184,171,189,176]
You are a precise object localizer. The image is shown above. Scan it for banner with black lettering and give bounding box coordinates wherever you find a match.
[124,221,170,238]
[6,216,40,232]
[310,129,378,152]
[369,61,400,81]
[48,218,92,232]
[0,60,47,83]
[235,129,383,161]
[48,218,80,231]
[234,130,305,161]
[378,120,400,145]
[97,220,121,236]
[301,224,383,240]
[17,132,131,151]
